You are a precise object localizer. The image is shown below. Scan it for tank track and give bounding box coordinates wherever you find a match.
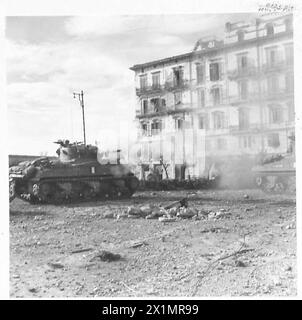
[16,175,139,204]
[256,175,296,195]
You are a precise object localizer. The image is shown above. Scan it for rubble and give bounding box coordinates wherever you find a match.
[90,250,121,262]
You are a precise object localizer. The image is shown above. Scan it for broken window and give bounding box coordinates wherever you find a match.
[197,88,205,107]
[209,63,220,81]
[196,63,205,84]
[139,74,147,89]
[238,108,250,129]
[173,67,184,86]
[150,98,161,112]
[269,104,283,123]
[267,75,279,93]
[142,100,148,114]
[174,92,182,105]
[212,111,225,129]
[211,87,221,105]
[152,72,160,89]
[266,23,274,36]
[267,133,280,148]
[238,80,248,100]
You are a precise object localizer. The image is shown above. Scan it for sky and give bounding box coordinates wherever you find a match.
[6,13,257,156]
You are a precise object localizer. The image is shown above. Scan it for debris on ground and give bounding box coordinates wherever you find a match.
[71,248,93,254]
[90,250,121,262]
[47,262,65,269]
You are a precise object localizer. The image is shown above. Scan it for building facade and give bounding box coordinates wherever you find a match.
[130,14,294,184]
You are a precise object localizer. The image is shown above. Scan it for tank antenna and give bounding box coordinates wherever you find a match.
[73,90,86,146]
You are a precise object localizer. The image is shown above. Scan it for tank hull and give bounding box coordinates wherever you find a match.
[9,156,139,204]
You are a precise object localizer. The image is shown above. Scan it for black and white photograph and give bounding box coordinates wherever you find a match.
[1,0,301,300]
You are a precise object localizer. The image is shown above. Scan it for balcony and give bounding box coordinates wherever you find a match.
[227,66,258,80]
[136,106,167,119]
[261,60,293,74]
[164,79,190,91]
[229,123,262,134]
[167,103,193,115]
[136,84,165,96]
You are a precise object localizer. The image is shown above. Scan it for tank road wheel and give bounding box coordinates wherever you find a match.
[286,176,296,194]
[9,179,16,202]
[255,176,263,188]
[273,178,286,193]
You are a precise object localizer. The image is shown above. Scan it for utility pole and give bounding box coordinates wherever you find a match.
[73,90,86,145]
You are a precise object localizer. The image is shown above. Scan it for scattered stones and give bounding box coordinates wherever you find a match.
[90,250,121,262]
[103,212,115,219]
[235,260,246,268]
[28,287,39,293]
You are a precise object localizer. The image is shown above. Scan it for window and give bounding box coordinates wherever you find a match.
[150,98,161,112]
[237,55,248,71]
[285,18,293,32]
[173,67,184,86]
[142,100,148,114]
[213,111,225,129]
[151,121,161,135]
[198,115,207,129]
[238,108,250,129]
[288,102,295,121]
[211,87,221,105]
[239,80,248,100]
[285,73,294,92]
[139,74,147,89]
[241,136,252,149]
[266,48,278,67]
[152,72,160,89]
[174,92,182,105]
[285,45,293,65]
[209,63,220,81]
[267,75,279,93]
[175,118,184,130]
[197,88,205,107]
[266,23,274,36]
[237,30,245,42]
[196,63,205,84]
[141,123,148,136]
[269,105,283,123]
[267,133,280,148]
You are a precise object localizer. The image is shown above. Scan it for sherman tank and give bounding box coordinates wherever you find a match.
[252,134,296,194]
[9,140,139,204]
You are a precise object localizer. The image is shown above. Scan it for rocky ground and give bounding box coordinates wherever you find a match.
[9,189,296,298]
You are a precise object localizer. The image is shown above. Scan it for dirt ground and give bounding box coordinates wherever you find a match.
[9,189,296,298]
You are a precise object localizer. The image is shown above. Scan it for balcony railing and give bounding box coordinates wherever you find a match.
[136,84,165,96]
[227,66,258,80]
[164,79,190,91]
[229,123,262,134]
[261,60,293,73]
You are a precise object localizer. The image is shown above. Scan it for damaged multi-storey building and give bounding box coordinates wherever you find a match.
[130,14,294,187]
